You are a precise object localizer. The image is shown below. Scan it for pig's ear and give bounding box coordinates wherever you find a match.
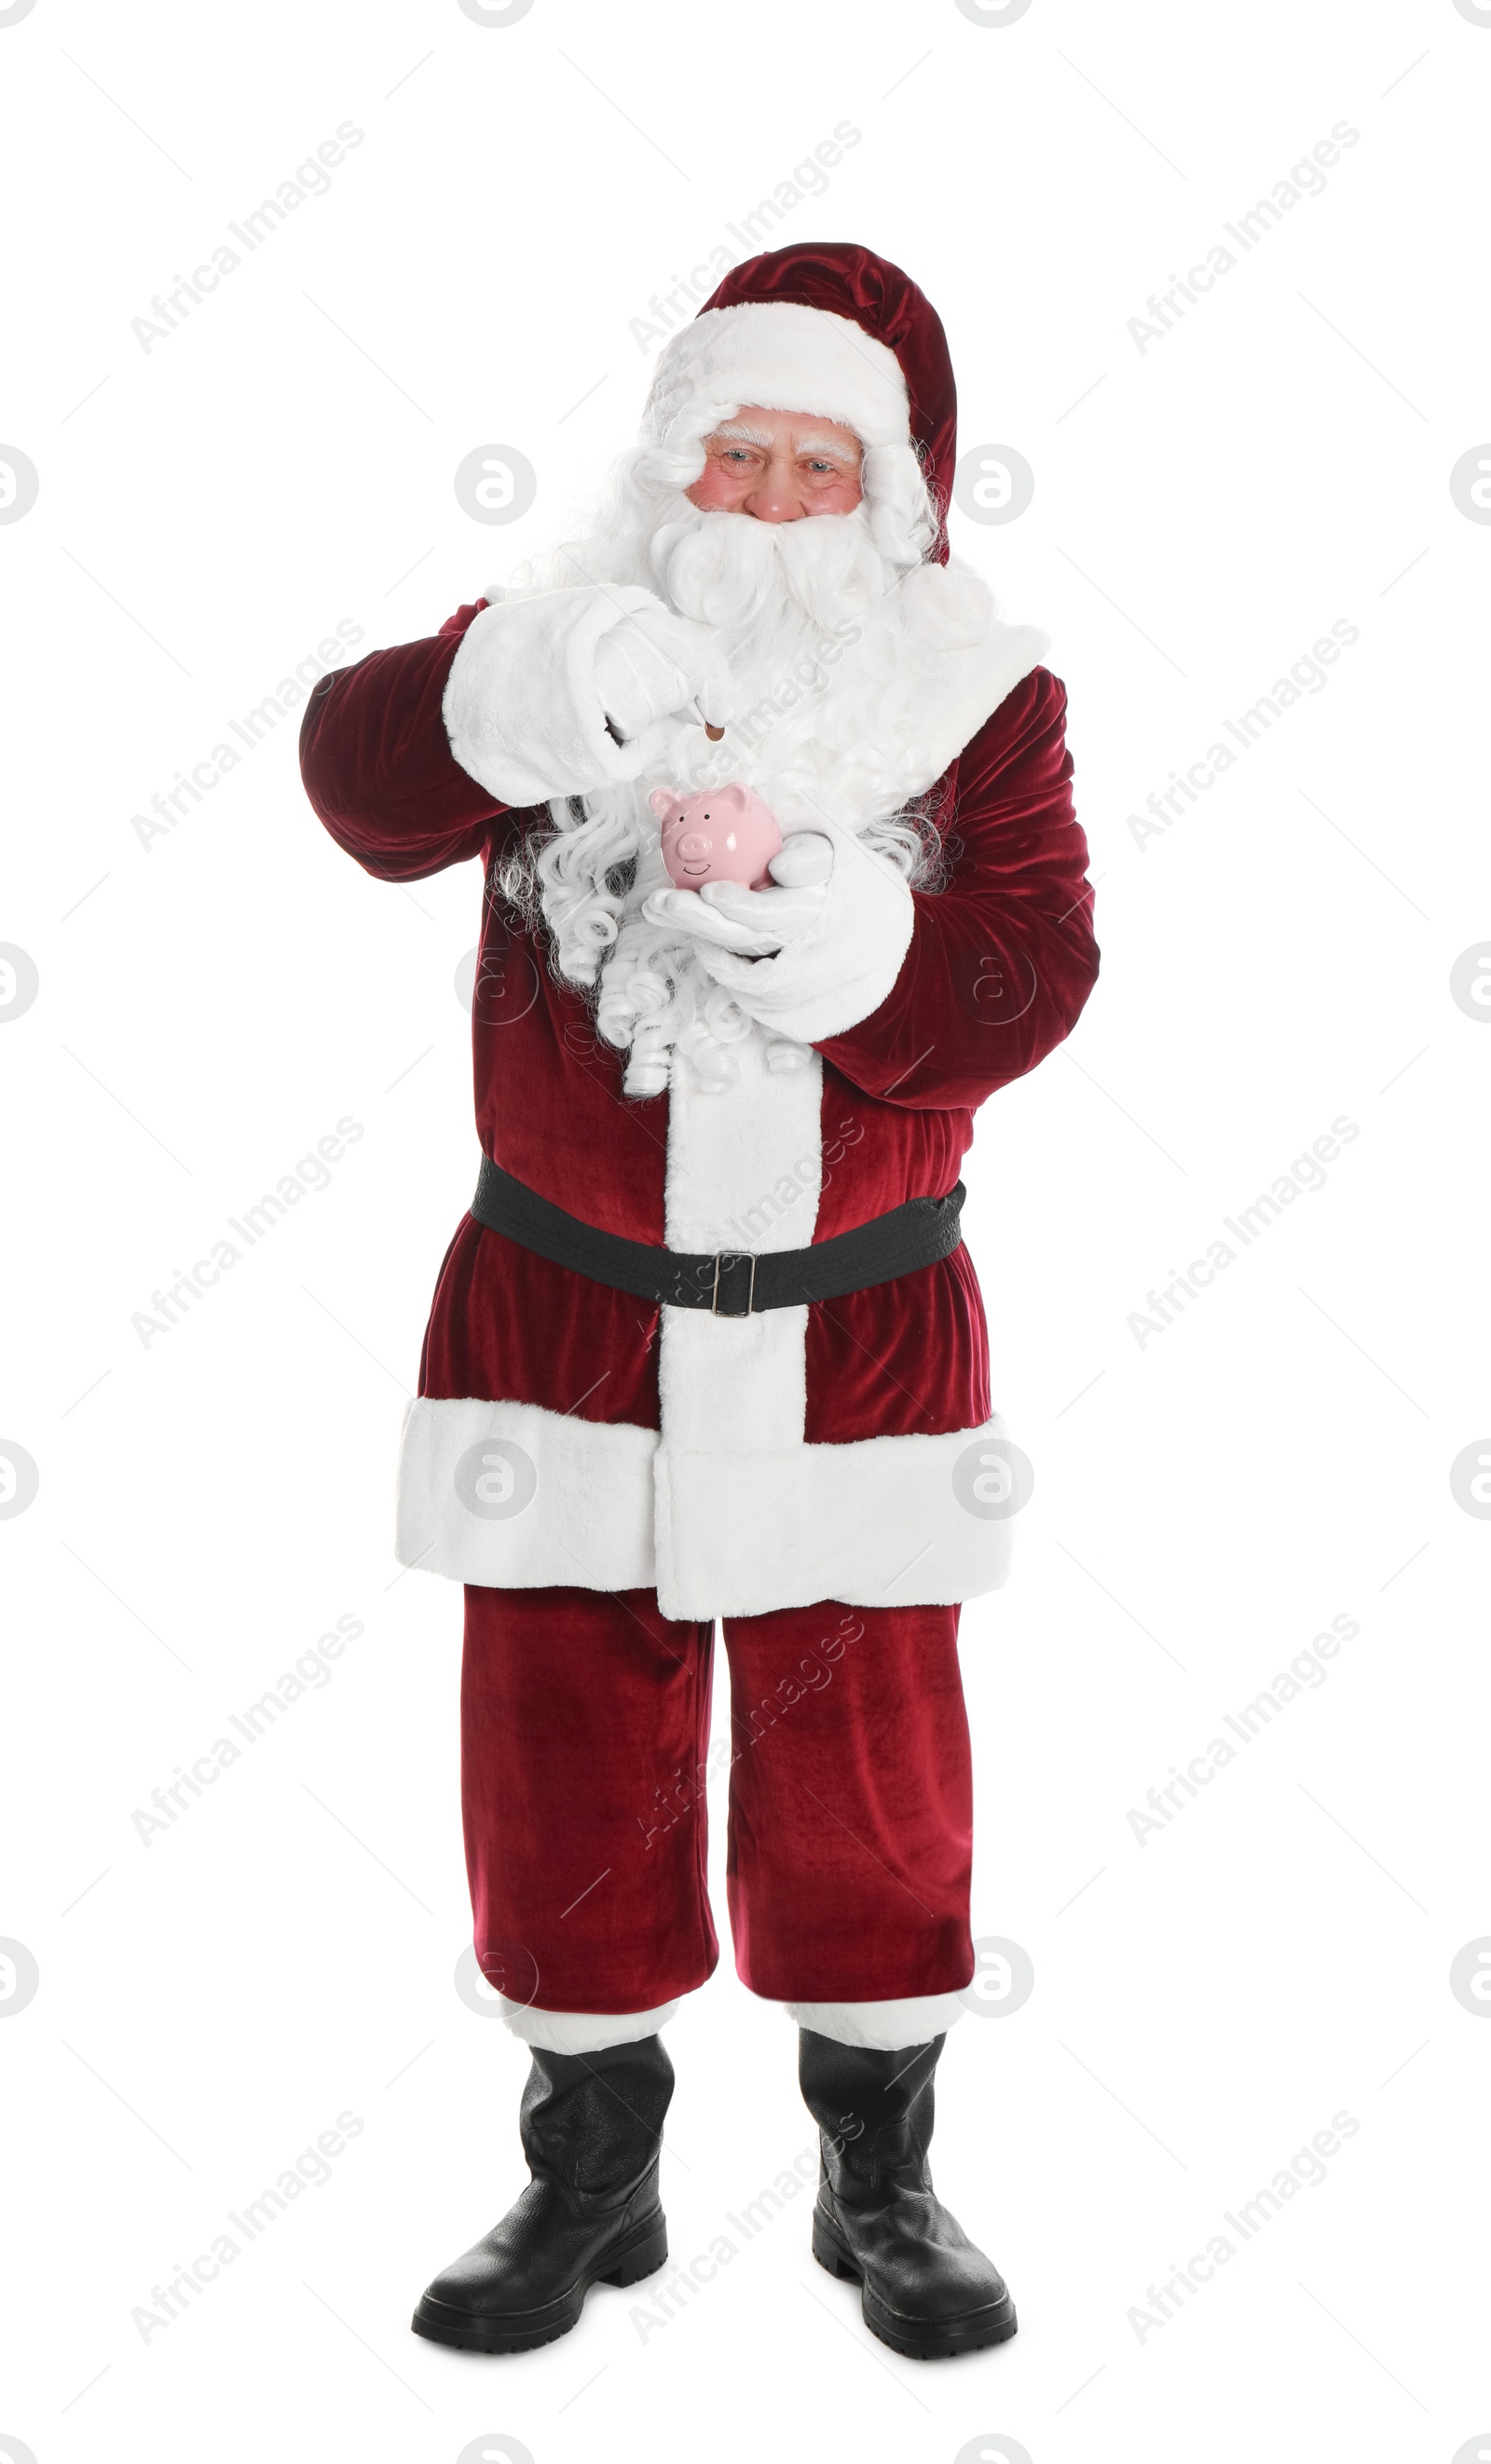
[715,783,746,813]
[649,787,675,821]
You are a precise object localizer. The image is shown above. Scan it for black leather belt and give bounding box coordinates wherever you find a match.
[470,1154,964,1317]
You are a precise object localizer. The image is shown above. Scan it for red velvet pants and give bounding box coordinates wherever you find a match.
[461,1585,976,2015]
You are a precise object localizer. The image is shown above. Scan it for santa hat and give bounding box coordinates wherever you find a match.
[640,242,957,562]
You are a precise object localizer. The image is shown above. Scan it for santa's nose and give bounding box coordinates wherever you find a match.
[743,485,802,523]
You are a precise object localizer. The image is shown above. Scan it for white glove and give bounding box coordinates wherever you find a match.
[592,604,732,750]
[642,832,834,956]
[760,831,836,889]
[444,586,734,806]
[656,822,916,1043]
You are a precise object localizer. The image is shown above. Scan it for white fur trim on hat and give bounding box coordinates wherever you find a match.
[642,299,910,452]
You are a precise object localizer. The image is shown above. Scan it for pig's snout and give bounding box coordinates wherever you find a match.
[673,826,713,877]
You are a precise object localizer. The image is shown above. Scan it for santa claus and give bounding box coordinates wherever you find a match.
[301,241,1098,2362]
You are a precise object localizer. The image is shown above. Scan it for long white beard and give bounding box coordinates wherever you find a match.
[505,465,970,1096]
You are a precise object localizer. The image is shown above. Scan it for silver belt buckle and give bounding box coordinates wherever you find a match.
[711,1251,758,1315]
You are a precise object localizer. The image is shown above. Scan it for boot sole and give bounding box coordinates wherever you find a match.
[410,2214,668,2354]
[812,2209,1018,2360]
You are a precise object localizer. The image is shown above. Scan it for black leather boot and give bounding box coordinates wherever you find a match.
[411,2035,673,2353]
[799,2028,1017,2359]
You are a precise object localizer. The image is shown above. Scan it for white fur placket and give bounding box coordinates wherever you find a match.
[652,1035,822,1618]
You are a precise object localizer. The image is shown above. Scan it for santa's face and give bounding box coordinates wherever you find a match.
[649,409,885,655]
[685,404,864,523]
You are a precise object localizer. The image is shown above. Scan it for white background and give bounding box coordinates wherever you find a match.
[2,1,1488,2459]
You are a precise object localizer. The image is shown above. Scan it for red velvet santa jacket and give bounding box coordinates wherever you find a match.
[301,600,1098,1619]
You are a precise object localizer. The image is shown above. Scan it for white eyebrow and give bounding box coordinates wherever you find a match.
[710,419,861,465]
[794,434,860,465]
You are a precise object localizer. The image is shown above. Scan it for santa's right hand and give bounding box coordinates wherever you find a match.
[444,585,734,807]
[592,598,734,752]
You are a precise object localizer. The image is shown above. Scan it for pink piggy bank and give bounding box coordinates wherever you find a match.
[651,783,784,892]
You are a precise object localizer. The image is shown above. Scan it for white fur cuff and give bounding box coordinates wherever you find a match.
[444,586,675,807]
[499,1996,681,2053]
[785,1994,968,2051]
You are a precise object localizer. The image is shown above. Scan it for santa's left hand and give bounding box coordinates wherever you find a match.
[643,833,833,957]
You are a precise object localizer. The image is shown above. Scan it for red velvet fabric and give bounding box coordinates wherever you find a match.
[300,607,1099,1443]
[815,669,1093,1112]
[300,604,499,879]
[702,243,958,561]
[419,1218,663,1431]
[460,1584,973,2011]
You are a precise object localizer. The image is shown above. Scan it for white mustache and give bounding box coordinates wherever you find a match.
[648,497,891,635]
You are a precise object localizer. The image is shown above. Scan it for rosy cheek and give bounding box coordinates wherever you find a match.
[688,461,746,510]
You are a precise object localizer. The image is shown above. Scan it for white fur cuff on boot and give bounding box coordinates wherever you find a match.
[785,1994,968,2050]
[499,1996,680,2054]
